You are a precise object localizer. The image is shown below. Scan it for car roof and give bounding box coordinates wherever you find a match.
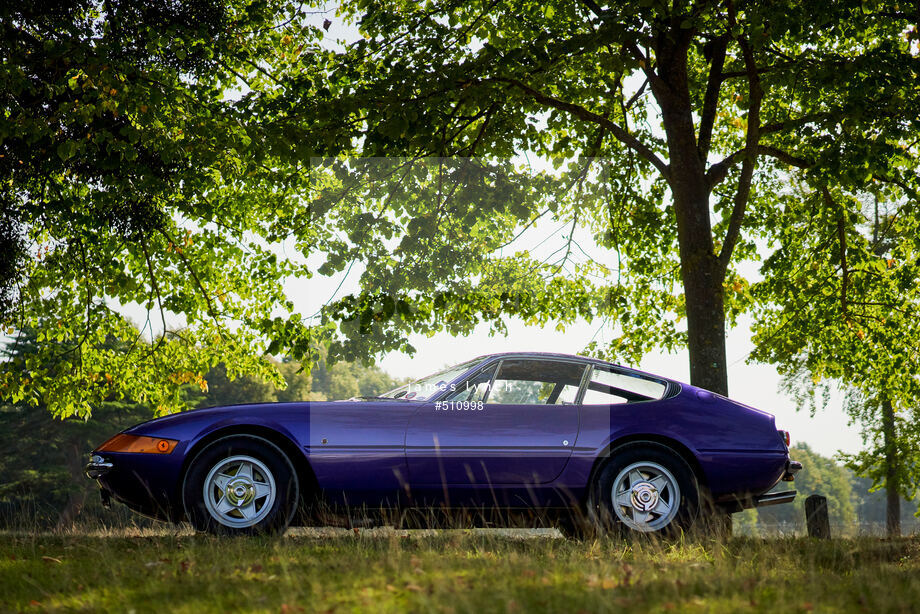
[466,352,673,383]
[470,351,615,367]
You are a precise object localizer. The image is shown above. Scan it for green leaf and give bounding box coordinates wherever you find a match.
[56,141,76,161]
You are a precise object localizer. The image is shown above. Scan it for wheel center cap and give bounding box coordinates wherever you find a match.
[630,481,659,512]
[225,477,255,506]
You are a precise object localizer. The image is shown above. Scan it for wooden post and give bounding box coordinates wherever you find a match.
[805,494,830,539]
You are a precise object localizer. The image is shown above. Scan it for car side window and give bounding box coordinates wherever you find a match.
[484,359,587,405]
[443,364,497,402]
[582,366,667,405]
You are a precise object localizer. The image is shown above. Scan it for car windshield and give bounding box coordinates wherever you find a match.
[380,357,486,401]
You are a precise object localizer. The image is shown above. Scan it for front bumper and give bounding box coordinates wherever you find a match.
[83,451,185,522]
[84,455,114,479]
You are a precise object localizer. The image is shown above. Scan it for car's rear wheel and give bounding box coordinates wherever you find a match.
[590,443,700,537]
[183,435,299,536]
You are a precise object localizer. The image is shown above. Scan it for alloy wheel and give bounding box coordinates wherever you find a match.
[610,461,681,532]
[202,455,277,528]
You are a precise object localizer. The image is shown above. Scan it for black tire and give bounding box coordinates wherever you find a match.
[588,443,700,538]
[183,435,299,536]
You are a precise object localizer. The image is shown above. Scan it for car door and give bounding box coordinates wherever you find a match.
[405,358,586,490]
[306,400,417,507]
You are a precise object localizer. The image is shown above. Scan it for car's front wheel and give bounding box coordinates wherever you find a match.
[590,443,700,537]
[183,435,299,535]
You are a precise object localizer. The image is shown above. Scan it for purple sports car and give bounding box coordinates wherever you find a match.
[85,352,801,536]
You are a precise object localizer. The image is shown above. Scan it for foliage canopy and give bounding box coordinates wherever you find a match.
[4,0,920,419]
[292,0,920,396]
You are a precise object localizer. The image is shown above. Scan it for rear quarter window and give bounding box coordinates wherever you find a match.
[582,367,668,405]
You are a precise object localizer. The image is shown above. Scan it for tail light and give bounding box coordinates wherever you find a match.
[778,430,791,447]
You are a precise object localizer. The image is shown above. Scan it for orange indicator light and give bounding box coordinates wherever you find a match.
[97,434,178,454]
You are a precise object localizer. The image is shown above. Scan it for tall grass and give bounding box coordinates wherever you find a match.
[2,525,918,613]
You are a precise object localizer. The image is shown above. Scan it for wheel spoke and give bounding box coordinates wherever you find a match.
[649,474,668,493]
[235,462,254,480]
[627,469,645,487]
[615,489,633,507]
[216,496,235,515]
[212,473,233,492]
[253,481,272,500]
[652,496,672,516]
[238,501,257,520]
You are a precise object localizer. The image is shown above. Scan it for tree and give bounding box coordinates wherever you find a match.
[305,358,401,400]
[2,2,526,417]
[0,328,176,527]
[737,444,920,536]
[849,473,920,535]
[197,355,400,406]
[8,1,920,416]
[199,362,279,408]
[287,0,920,395]
[751,186,920,536]
[0,1,337,416]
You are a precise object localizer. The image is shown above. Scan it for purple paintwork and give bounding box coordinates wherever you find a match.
[88,352,796,526]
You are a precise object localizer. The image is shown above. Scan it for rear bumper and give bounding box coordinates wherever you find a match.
[753,490,797,507]
[717,458,802,512]
[782,459,803,481]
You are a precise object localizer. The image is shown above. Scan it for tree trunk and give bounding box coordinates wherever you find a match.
[669,175,729,396]
[881,396,900,537]
[652,30,730,396]
[679,240,728,395]
[56,442,88,530]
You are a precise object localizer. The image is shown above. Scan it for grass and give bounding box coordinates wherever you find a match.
[2,527,919,613]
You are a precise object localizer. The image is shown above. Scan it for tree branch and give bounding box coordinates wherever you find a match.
[551,213,579,276]
[756,145,812,169]
[718,3,762,272]
[477,77,670,179]
[622,41,667,93]
[578,0,606,19]
[872,172,920,201]
[761,113,830,135]
[155,227,221,326]
[624,76,649,110]
[823,186,849,320]
[720,61,796,79]
[697,35,727,162]
[140,237,168,350]
[707,144,811,186]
